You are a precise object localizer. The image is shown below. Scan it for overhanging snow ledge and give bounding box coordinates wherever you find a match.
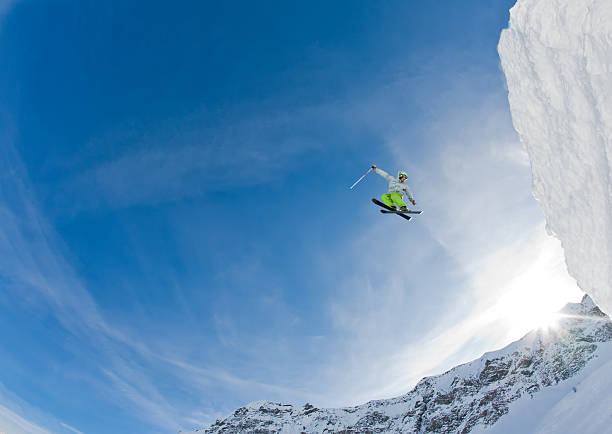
[498,0,612,315]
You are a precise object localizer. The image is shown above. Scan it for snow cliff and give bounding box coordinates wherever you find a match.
[498,0,612,314]
[201,296,612,433]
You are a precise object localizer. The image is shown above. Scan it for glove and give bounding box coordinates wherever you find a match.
[371,165,377,170]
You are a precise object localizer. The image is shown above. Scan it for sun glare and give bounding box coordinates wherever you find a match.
[501,300,562,337]
[480,278,575,341]
[473,231,584,342]
[534,311,561,329]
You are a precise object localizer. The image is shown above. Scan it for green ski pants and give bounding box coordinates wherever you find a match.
[381,193,406,208]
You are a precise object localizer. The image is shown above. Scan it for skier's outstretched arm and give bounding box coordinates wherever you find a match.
[371,165,394,183]
[403,185,416,205]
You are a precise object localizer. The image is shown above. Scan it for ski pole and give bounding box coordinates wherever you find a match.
[349,167,373,190]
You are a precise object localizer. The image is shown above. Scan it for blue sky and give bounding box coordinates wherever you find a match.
[0,1,584,433]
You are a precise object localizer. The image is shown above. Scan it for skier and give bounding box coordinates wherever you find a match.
[371,164,416,212]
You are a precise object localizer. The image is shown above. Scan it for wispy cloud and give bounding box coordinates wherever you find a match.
[1,129,341,430]
[0,0,17,23]
[59,104,345,210]
[0,141,247,430]
[59,422,84,434]
[0,382,55,434]
[162,356,324,405]
[101,367,181,430]
[0,404,51,434]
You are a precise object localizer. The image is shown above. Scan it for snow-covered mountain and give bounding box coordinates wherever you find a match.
[201,296,612,433]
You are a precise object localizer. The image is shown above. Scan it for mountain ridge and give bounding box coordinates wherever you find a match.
[200,295,612,433]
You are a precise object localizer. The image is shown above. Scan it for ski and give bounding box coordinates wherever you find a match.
[371,198,411,221]
[380,209,422,215]
[372,199,422,214]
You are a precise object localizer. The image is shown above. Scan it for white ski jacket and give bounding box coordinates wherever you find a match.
[374,168,415,202]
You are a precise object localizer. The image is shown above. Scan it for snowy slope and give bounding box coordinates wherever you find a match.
[472,342,612,434]
[498,0,612,315]
[472,298,612,434]
[200,296,612,433]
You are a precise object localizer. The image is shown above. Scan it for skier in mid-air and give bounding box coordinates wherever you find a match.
[371,164,416,211]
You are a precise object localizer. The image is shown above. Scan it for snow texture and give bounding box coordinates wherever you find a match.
[498,0,612,315]
[200,296,612,433]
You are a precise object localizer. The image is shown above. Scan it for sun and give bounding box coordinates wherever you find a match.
[483,289,566,340]
[504,305,561,336]
[473,229,584,343]
[533,311,561,330]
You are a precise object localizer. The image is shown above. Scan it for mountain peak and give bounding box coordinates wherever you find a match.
[559,294,608,318]
[580,294,596,309]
